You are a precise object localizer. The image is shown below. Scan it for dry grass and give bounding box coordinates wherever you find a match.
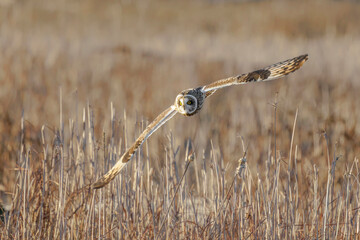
[1,0,360,239]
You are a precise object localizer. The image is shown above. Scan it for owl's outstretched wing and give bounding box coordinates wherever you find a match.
[202,54,308,96]
[93,106,177,189]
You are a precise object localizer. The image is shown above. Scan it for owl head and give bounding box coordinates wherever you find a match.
[175,93,197,116]
[174,88,205,116]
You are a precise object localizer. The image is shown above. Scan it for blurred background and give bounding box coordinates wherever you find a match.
[0,0,360,211]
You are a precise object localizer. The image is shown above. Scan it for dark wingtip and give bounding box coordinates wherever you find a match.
[297,54,309,68]
[92,177,109,189]
[302,54,309,61]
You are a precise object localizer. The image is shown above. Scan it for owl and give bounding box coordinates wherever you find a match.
[93,54,308,189]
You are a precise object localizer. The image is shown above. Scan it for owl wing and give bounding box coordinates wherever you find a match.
[93,106,177,189]
[202,54,308,96]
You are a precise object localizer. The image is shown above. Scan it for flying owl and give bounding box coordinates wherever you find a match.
[93,54,308,189]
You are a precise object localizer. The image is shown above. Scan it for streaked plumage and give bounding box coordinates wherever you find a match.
[93,54,308,189]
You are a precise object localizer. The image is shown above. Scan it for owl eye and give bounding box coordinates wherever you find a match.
[179,101,183,106]
[187,100,193,105]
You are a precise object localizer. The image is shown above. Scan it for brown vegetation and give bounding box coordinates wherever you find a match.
[1,0,360,238]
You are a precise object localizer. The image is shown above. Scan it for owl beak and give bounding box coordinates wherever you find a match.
[180,98,184,106]
[178,98,186,114]
[175,94,186,115]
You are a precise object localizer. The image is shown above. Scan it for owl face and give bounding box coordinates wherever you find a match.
[175,94,198,116]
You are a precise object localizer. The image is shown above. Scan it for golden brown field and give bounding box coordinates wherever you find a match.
[1,0,360,239]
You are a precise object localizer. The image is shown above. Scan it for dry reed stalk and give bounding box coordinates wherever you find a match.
[156,151,193,239]
[286,108,298,239]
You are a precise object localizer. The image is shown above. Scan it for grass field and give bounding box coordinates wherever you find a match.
[1,0,360,239]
